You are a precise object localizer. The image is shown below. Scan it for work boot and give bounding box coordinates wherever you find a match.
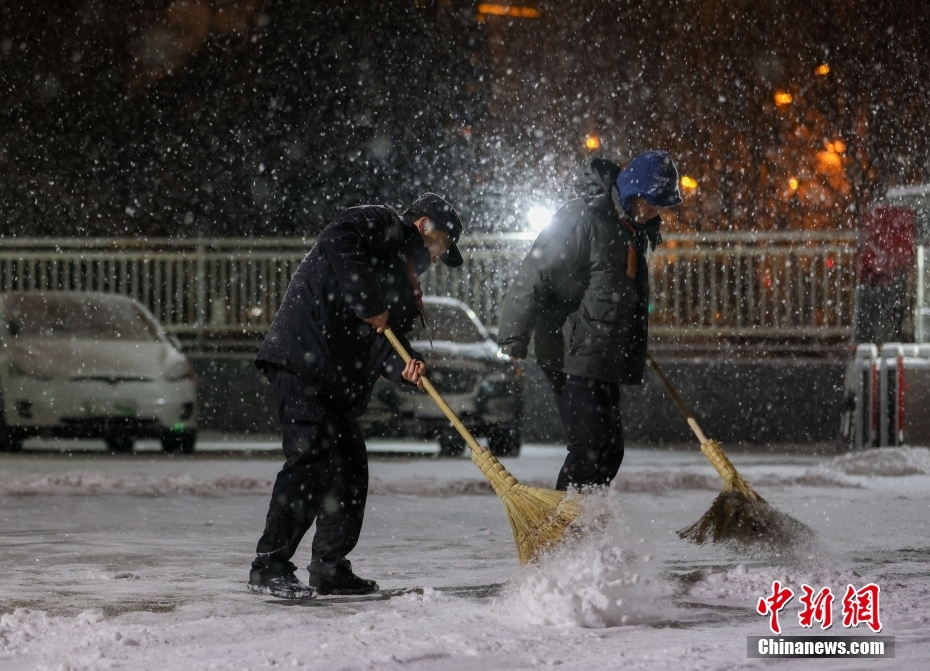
[308,558,379,595]
[248,570,318,600]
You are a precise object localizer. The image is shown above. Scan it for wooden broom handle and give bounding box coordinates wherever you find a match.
[383,327,487,456]
[645,354,710,444]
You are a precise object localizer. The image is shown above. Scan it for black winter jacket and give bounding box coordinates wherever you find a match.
[497,160,652,385]
[256,205,424,419]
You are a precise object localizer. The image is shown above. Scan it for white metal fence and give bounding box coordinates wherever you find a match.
[0,233,858,345]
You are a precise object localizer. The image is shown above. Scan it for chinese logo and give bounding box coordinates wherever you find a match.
[757,582,882,634]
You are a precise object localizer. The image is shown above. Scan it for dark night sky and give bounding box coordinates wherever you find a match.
[1,0,928,237]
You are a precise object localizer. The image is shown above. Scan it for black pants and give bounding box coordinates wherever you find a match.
[252,367,368,578]
[543,368,624,491]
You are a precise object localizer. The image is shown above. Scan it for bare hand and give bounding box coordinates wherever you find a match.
[402,359,426,389]
[509,355,521,362]
[363,309,389,334]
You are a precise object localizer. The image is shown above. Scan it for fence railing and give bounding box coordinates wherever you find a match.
[0,233,859,346]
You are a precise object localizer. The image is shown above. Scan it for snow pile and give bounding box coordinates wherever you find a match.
[0,608,142,661]
[611,471,720,492]
[369,477,494,497]
[810,446,930,477]
[0,471,273,496]
[498,491,671,628]
[615,468,860,492]
[685,562,866,606]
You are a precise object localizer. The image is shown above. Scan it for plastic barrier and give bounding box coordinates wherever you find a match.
[848,343,930,448]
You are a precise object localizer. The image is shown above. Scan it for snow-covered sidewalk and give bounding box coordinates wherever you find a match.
[2,444,929,670]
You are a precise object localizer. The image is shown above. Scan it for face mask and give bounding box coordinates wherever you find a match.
[405,234,432,275]
[630,214,661,230]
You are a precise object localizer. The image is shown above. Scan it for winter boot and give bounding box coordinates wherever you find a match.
[248,570,318,600]
[308,558,379,595]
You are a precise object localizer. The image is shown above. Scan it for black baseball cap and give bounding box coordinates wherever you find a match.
[404,193,465,268]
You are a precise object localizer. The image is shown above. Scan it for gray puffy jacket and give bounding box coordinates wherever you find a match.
[497,160,652,384]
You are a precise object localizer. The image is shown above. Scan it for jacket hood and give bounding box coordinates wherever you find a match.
[572,158,622,208]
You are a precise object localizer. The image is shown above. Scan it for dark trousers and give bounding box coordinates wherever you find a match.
[251,368,369,578]
[543,368,625,491]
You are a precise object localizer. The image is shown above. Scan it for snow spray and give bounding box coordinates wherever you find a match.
[495,488,674,628]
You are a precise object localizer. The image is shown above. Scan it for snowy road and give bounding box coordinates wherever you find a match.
[2,440,930,670]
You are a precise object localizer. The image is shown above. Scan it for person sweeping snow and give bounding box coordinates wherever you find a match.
[249,193,465,600]
[497,151,682,491]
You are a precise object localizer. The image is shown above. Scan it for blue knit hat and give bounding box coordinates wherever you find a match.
[614,150,683,216]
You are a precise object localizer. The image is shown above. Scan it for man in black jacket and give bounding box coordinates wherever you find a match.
[497,151,681,491]
[248,193,464,600]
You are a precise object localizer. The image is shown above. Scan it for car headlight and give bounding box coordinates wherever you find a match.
[478,368,525,398]
[8,361,55,381]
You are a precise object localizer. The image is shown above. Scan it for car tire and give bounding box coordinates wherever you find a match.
[0,428,24,452]
[162,430,197,454]
[0,386,23,452]
[437,430,465,457]
[488,426,521,457]
[105,434,135,453]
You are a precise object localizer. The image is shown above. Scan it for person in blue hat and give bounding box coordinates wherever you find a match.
[497,151,682,490]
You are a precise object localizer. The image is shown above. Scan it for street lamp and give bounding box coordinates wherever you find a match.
[527,206,553,232]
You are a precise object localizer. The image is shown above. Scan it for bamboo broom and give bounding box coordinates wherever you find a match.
[646,355,814,548]
[384,327,582,564]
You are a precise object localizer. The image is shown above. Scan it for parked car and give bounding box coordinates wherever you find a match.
[361,296,524,456]
[0,291,198,453]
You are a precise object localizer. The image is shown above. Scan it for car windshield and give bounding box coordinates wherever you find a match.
[5,294,160,341]
[408,303,486,344]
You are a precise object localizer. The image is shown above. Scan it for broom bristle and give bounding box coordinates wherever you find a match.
[501,484,583,564]
[469,447,584,564]
[678,489,815,549]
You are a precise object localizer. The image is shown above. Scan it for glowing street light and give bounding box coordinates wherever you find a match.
[774,91,793,106]
[476,4,541,19]
[789,178,799,191]
[584,135,600,150]
[815,63,830,76]
[527,206,553,232]
[680,175,698,190]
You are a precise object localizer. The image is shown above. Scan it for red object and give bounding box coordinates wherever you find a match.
[798,585,835,630]
[869,361,878,447]
[857,206,916,284]
[898,355,906,445]
[841,583,883,633]
[757,581,795,634]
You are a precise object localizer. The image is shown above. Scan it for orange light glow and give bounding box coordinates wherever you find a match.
[680,175,698,190]
[789,178,799,190]
[476,4,541,18]
[815,63,830,76]
[832,139,845,153]
[774,91,793,106]
[817,150,843,171]
[584,135,600,150]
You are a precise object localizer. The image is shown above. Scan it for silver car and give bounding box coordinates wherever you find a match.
[0,292,198,453]
[362,296,524,456]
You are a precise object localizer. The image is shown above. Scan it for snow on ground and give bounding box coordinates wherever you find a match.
[2,441,929,670]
